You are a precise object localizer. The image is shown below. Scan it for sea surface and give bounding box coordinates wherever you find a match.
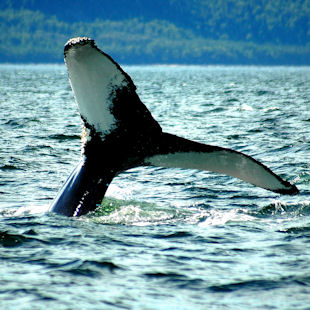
[0,64,310,309]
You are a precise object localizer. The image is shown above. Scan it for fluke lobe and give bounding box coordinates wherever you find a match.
[49,37,299,217]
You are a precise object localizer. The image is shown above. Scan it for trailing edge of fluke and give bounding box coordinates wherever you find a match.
[49,37,299,217]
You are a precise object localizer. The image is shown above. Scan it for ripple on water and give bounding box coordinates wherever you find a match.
[0,65,310,310]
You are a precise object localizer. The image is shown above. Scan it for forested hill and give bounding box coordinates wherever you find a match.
[0,0,309,64]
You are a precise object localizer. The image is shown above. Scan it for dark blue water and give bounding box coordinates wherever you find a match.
[0,64,310,309]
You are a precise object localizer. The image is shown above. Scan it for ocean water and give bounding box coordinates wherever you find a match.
[0,64,310,309]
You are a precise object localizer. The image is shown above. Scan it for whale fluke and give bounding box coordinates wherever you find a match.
[49,37,298,217]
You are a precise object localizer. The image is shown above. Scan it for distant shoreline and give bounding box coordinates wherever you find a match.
[1,6,309,66]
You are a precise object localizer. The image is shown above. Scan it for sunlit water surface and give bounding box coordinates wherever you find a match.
[0,64,310,309]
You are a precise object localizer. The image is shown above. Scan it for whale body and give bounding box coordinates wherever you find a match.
[49,37,299,217]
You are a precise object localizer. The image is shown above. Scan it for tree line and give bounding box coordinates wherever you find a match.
[0,3,309,64]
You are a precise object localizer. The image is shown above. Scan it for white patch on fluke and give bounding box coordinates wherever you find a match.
[145,150,288,192]
[64,38,128,136]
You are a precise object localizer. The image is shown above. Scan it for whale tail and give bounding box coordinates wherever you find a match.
[49,37,298,217]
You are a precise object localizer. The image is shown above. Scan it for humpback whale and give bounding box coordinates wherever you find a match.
[49,37,299,217]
